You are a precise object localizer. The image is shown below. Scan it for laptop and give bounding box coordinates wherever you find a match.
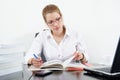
[84,37,120,78]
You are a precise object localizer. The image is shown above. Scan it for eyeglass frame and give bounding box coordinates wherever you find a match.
[46,16,62,26]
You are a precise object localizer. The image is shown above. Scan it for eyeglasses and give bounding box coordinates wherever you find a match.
[47,16,61,26]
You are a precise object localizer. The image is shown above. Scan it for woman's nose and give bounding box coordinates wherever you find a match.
[53,22,58,26]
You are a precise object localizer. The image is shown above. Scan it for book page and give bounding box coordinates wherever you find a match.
[40,59,63,69]
[62,55,88,70]
[63,55,75,68]
[28,59,64,71]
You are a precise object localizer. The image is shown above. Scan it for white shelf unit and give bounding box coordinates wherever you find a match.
[0,46,25,76]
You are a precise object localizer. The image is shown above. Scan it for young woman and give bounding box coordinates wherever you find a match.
[25,4,88,67]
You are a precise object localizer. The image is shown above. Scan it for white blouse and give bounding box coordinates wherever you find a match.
[25,27,88,64]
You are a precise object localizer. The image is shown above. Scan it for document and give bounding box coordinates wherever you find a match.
[28,55,87,71]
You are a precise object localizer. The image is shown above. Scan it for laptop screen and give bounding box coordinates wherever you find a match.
[111,37,120,73]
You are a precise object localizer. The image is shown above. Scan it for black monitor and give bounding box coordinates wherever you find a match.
[111,37,120,73]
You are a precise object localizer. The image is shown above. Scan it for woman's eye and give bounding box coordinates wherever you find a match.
[56,17,61,21]
[48,21,53,24]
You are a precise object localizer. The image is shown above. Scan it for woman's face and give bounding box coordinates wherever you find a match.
[45,12,64,33]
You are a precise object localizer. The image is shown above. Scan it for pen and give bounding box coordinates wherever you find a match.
[33,54,38,59]
[75,44,79,53]
[75,44,80,63]
[33,54,43,63]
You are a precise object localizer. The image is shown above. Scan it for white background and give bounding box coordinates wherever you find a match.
[0,0,120,64]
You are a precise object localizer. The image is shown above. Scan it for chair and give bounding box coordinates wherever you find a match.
[35,32,46,62]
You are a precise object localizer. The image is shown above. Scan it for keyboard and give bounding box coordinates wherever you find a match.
[95,67,111,73]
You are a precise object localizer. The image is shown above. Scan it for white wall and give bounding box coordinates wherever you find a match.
[0,0,120,64]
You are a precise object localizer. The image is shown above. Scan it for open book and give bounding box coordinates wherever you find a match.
[28,56,87,71]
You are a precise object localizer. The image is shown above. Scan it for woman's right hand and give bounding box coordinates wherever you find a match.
[31,57,43,68]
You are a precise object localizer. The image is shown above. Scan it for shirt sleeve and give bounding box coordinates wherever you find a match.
[77,33,89,61]
[24,32,43,64]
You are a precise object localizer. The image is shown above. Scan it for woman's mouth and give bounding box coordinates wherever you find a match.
[53,27,59,30]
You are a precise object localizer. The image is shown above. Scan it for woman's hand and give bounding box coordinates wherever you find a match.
[74,51,87,64]
[74,52,83,61]
[31,57,43,68]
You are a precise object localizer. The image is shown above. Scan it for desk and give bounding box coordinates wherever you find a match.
[0,64,120,80]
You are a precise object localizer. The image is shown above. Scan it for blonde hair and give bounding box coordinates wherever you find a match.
[42,4,62,22]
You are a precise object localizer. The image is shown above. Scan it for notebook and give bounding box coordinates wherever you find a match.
[84,37,120,78]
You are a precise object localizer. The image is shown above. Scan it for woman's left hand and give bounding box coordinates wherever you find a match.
[73,51,83,61]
